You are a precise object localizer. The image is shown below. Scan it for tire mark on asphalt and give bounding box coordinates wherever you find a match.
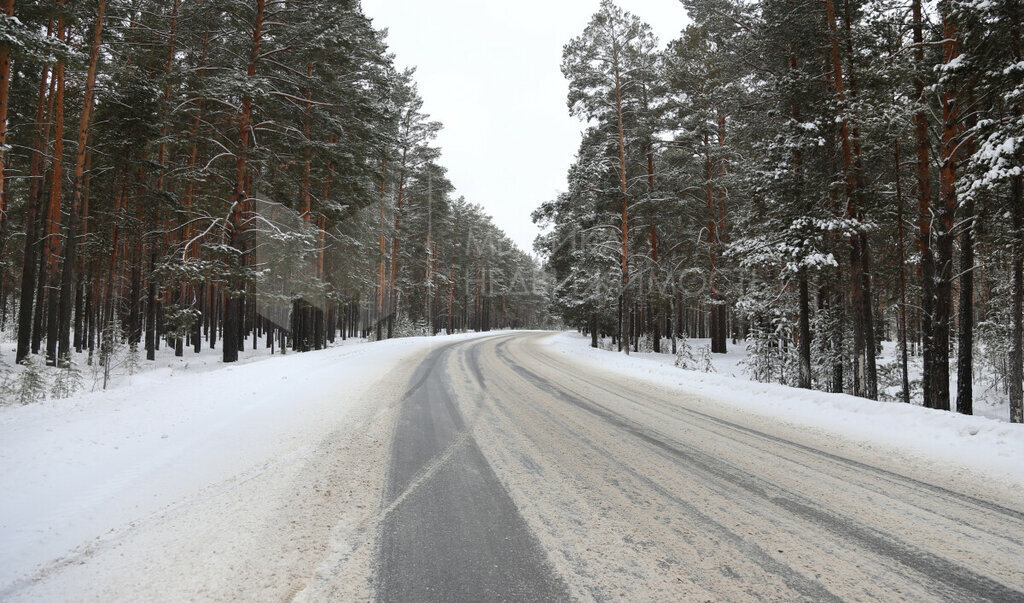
[375,335,571,602]
[533,342,1024,547]
[533,339,1024,521]
[499,341,1024,601]
[477,342,840,602]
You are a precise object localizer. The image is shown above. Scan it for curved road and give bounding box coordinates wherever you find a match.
[375,332,1024,601]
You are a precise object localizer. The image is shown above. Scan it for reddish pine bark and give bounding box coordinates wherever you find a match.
[57,0,106,363]
[913,0,937,408]
[825,0,876,399]
[43,5,67,365]
[15,18,54,364]
[224,0,266,363]
[932,6,962,412]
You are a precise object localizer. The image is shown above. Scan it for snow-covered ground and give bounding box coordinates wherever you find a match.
[2,329,1021,598]
[0,330,500,598]
[0,327,350,401]
[586,334,1012,422]
[549,332,1024,496]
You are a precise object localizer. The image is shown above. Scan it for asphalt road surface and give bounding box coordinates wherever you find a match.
[374,332,1024,601]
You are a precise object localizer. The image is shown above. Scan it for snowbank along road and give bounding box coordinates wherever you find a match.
[6,332,1024,601]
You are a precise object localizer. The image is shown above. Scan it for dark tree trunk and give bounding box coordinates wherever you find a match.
[932,6,961,412]
[145,253,156,361]
[74,274,84,352]
[956,196,975,414]
[222,296,240,363]
[1010,175,1023,423]
[193,285,203,353]
[223,0,264,363]
[859,232,878,399]
[850,236,868,396]
[830,285,845,393]
[798,268,812,389]
[57,0,105,363]
[44,10,67,366]
[15,61,52,363]
[32,217,47,356]
[914,0,936,408]
[895,140,911,404]
[129,248,141,344]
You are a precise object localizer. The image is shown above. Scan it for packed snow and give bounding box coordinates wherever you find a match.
[0,331,498,598]
[2,329,1021,598]
[548,332,1024,495]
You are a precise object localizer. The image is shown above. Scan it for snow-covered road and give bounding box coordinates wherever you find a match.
[445,333,1024,600]
[3,331,1023,600]
[0,332,494,600]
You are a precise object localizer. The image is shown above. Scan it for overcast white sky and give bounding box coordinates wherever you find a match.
[360,0,689,254]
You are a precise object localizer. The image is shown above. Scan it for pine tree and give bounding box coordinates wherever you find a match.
[51,353,82,399]
[15,355,46,405]
[562,0,659,355]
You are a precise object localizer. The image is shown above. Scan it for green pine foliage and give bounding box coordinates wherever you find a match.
[14,355,46,406]
[51,354,83,400]
[0,0,551,400]
[539,0,1024,418]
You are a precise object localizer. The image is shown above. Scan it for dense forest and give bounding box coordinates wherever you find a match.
[536,0,1023,420]
[0,0,549,384]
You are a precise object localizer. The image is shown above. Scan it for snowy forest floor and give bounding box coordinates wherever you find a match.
[583,333,1013,423]
[0,325,372,404]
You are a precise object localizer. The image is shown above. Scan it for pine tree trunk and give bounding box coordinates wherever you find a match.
[43,6,68,365]
[830,285,845,393]
[447,215,458,335]
[895,140,911,404]
[913,0,937,409]
[146,252,156,361]
[648,147,661,354]
[32,58,60,357]
[859,232,878,399]
[844,0,878,400]
[956,195,974,414]
[224,0,265,363]
[389,149,408,335]
[1010,175,1023,423]
[57,0,105,363]
[613,46,631,356]
[791,51,811,389]
[826,0,876,398]
[798,268,812,389]
[379,157,388,337]
[713,114,729,354]
[932,6,961,412]
[0,0,14,248]
[16,51,54,364]
[849,236,868,395]
[129,240,141,344]
[301,62,316,345]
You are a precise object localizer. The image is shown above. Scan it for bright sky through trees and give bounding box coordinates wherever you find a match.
[360,0,689,253]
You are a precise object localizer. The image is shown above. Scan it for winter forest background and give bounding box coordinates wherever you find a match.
[537,0,1023,421]
[0,0,551,399]
[0,0,1021,423]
